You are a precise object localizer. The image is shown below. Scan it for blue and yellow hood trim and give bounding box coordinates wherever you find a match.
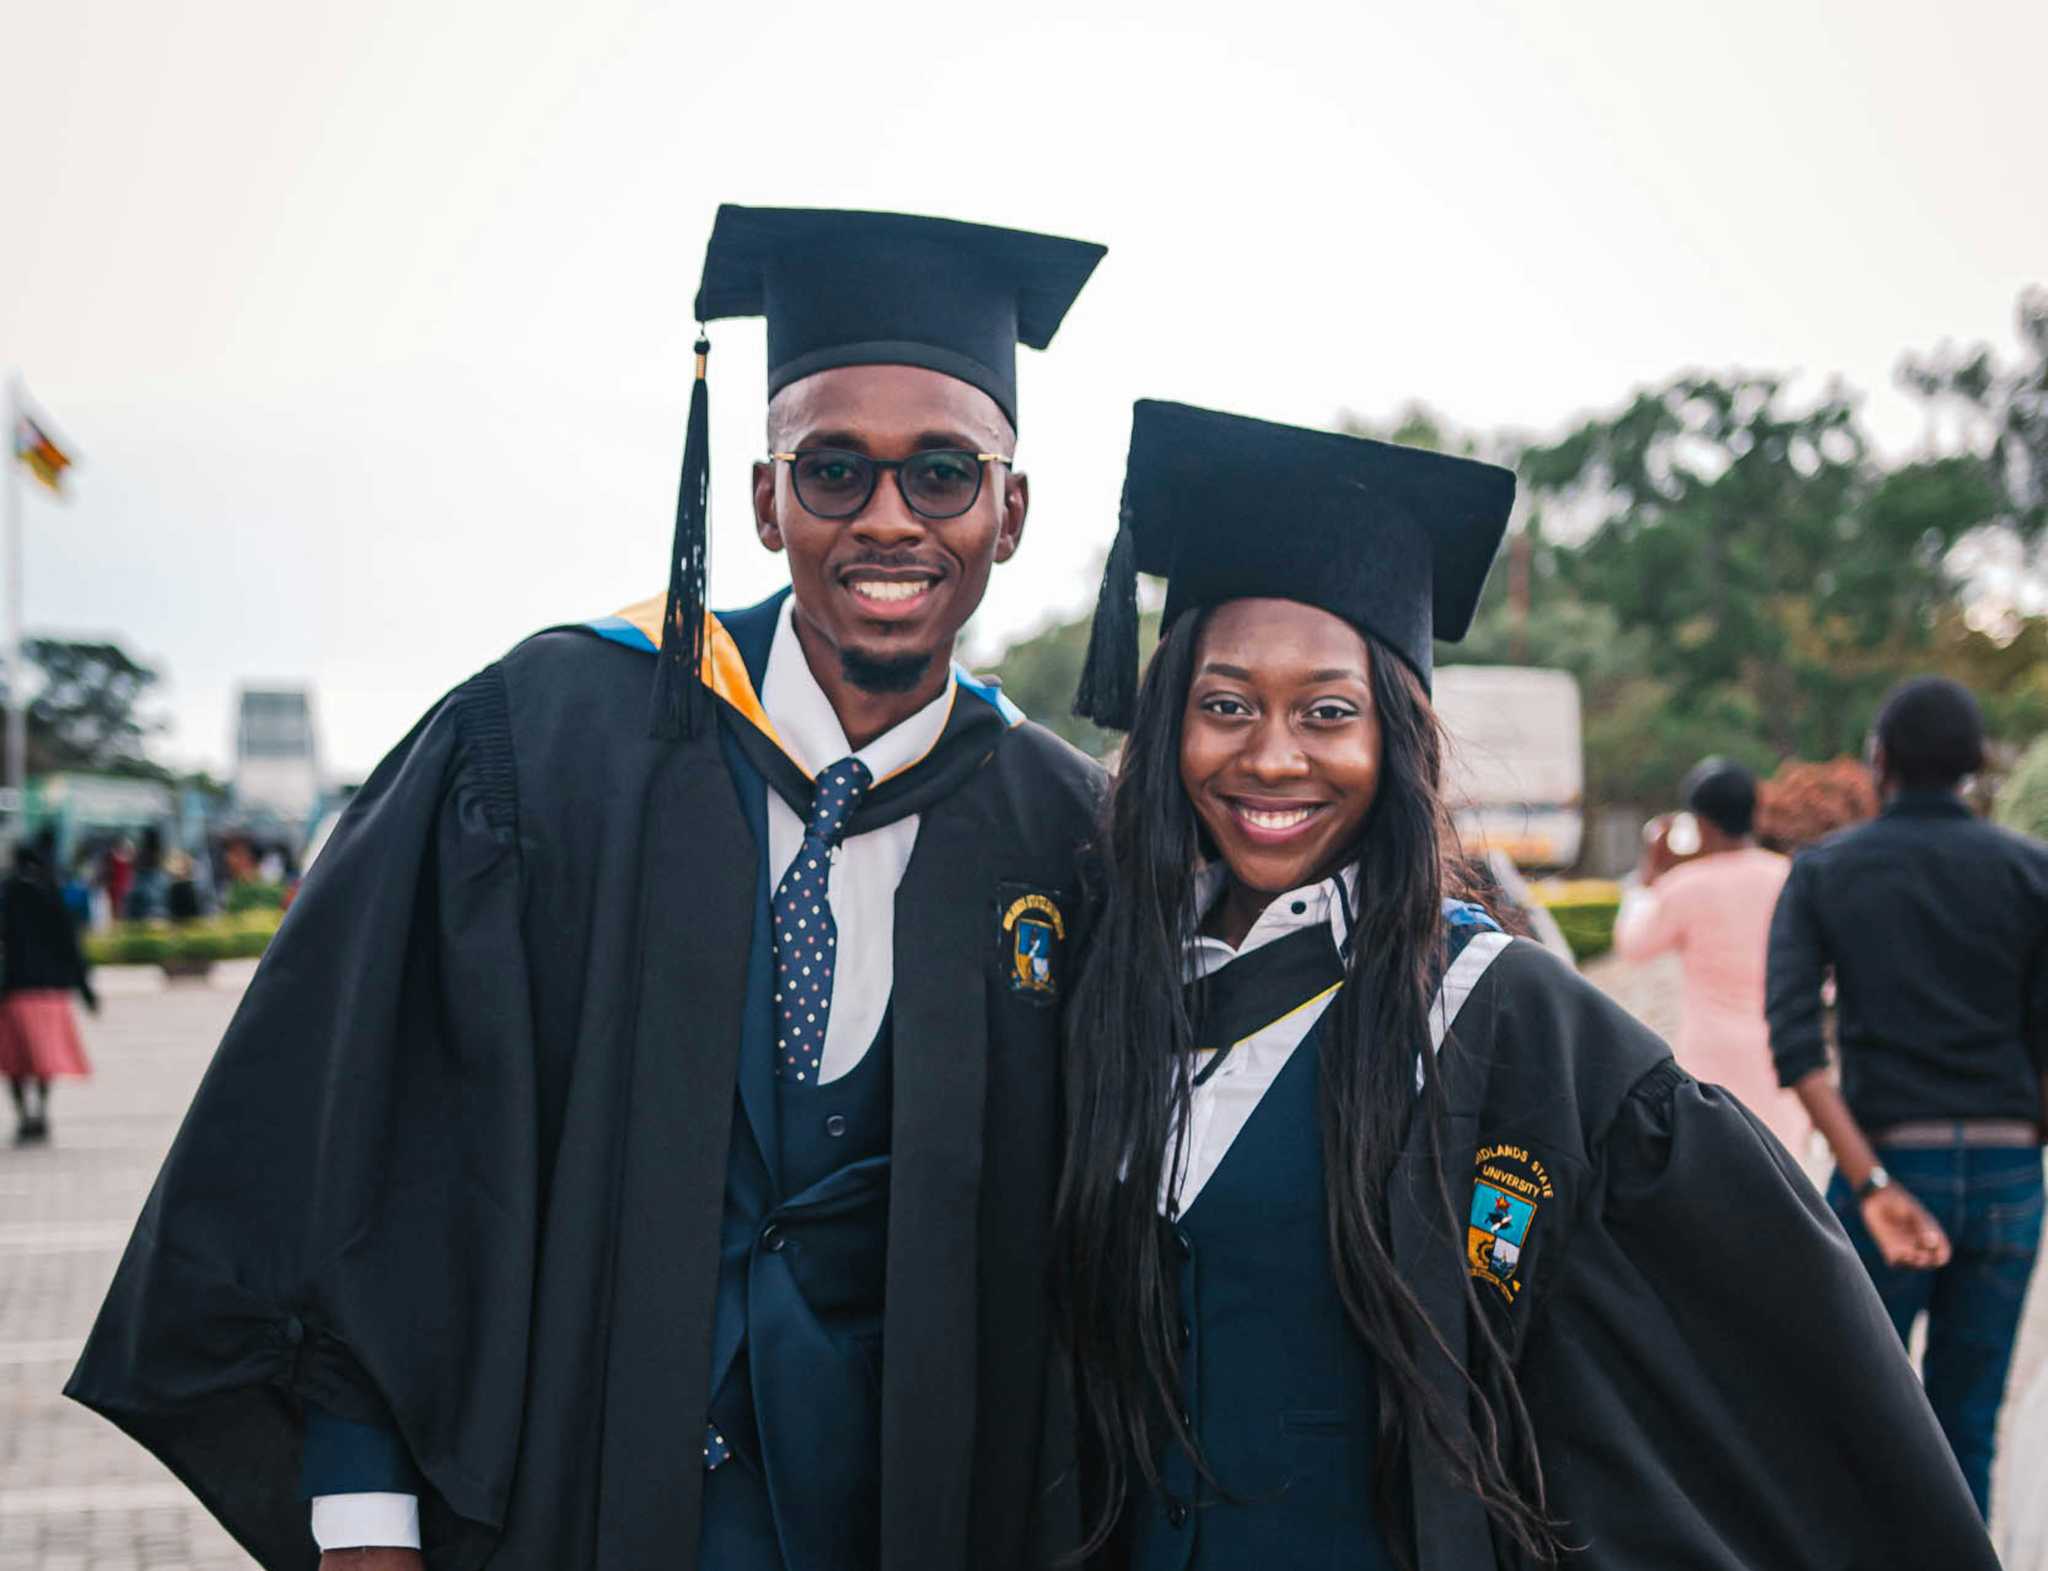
[586,590,1025,774]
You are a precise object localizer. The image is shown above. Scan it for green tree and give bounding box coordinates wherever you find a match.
[1339,400,1526,466]
[1899,286,2048,539]
[3,638,168,777]
[1995,734,2048,842]
[988,608,1160,757]
[1508,374,2013,797]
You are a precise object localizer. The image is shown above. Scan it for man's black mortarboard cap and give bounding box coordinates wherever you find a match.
[650,206,1107,738]
[1074,401,1515,731]
[697,205,1105,426]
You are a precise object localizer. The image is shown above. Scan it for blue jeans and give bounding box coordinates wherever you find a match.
[1827,1144,2044,1518]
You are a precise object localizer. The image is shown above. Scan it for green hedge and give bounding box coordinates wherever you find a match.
[1545,899,1620,964]
[222,880,286,915]
[85,911,283,969]
[1996,735,2048,842]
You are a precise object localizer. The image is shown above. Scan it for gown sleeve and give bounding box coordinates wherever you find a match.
[1517,1063,1999,1570]
[65,665,536,1571]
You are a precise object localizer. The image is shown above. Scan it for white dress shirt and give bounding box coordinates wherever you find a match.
[758,595,952,1083]
[309,1494,419,1558]
[312,599,952,1551]
[1164,866,1355,1214]
[1164,866,1512,1215]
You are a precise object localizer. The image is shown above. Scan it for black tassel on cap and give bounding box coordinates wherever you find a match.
[650,334,712,739]
[1072,487,1140,731]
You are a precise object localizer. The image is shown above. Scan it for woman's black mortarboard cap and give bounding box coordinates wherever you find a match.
[1073,401,1515,731]
[650,205,1108,738]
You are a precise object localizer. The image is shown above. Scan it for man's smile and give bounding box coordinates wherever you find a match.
[840,565,944,619]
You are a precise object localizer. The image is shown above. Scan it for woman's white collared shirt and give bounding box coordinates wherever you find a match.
[1165,867,1357,1214]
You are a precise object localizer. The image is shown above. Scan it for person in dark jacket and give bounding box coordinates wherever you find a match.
[1056,402,1997,1570]
[124,825,170,921]
[164,850,202,923]
[2,836,97,1143]
[1767,675,2048,1518]
[67,206,1108,1571]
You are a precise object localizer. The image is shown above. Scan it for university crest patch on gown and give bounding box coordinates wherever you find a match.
[1467,1143,1554,1301]
[996,883,1066,1002]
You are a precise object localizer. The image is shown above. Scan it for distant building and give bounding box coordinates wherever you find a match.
[1436,665,1585,871]
[233,686,322,831]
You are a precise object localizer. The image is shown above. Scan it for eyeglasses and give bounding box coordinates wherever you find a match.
[768,447,1010,521]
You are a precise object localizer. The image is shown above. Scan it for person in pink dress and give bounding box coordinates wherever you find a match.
[2,835,97,1144]
[1613,758,1810,1153]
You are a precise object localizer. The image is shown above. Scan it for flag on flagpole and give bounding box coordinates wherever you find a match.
[13,413,73,494]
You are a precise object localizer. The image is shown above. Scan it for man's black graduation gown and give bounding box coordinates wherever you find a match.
[65,591,1103,1571]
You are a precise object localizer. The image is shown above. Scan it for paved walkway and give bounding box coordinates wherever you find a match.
[0,967,256,1571]
[4,959,2043,1567]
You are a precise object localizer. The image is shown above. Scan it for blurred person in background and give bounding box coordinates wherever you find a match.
[124,825,169,921]
[102,835,134,920]
[164,849,201,923]
[219,831,256,886]
[1613,758,1808,1152]
[1767,675,2048,1519]
[79,841,115,930]
[217,832,273,916]
[2,834,98,1144]
[59,846,93,932]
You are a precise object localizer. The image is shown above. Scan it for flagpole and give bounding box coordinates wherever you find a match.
[4,370,23,849]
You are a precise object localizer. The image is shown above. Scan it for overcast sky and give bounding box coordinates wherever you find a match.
[6,0,2043,778]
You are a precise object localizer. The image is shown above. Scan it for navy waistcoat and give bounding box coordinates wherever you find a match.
[1133,1018,1398,1571]
[704,696,896,1571]
[778,1008,894,1195]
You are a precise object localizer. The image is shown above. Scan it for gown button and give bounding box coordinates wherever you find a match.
[825,1114,847,1138]
[760,1223,786,1252]
[1167,1503,1189,1528]
[1173,1229,1192,1260]
[1178,1318,1192,1349]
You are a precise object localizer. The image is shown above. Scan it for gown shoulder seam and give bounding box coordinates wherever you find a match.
[1619,1056,1688,1110]
[451,664,520,839]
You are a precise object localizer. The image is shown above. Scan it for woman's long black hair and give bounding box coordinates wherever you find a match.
[1053,607,1556,1567]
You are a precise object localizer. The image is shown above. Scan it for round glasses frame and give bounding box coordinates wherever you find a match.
[767,447,1012,521]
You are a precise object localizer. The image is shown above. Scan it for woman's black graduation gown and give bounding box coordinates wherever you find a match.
[1402,939,1996,1569]
[65,593,1103,1571]
[1128,930,1999,1570]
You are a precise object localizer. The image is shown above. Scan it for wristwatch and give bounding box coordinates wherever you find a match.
[1856,1165,1892,1200]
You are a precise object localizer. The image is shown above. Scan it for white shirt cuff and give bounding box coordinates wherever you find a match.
[311,1492,422,1551]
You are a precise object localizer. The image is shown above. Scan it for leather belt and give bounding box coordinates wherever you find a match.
[1871,1119,2043,1149]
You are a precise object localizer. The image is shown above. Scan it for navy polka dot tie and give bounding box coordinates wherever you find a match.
[774,756,871,1082]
